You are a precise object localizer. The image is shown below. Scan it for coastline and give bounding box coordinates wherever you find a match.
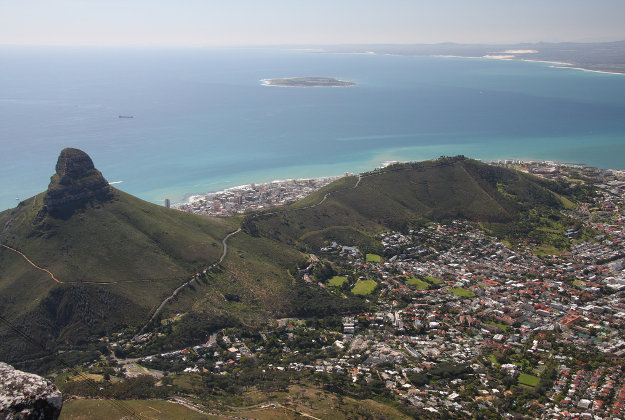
[175,175,343,216]
[3,48,625,212]
[429,54,625,75]
[548,65,625,76]
[178,175,343,205]
[311,47,625,76]
[175,160,403,209]
[174,157,620,217]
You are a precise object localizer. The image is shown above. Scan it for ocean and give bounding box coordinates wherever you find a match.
[1,47,625,211]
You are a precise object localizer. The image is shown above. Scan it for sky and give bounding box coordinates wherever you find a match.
[1,0,625,47]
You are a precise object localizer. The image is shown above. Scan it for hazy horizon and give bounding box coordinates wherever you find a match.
[2,1,625,47]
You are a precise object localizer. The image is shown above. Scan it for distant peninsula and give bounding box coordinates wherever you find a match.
[261,77,356,87]
[315,40,625,75]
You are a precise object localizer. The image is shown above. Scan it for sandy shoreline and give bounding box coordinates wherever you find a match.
[432,54,625,76]
[548,65,625,76]
[349,52,625,76]
[282,49,624,76]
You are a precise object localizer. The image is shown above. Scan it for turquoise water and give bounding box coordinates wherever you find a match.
[1,47,625,211]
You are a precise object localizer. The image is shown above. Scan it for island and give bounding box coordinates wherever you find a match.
[260,77,356,87]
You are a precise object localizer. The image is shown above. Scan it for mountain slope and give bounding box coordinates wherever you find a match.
[0,149,302,363]
[242,156,580,251]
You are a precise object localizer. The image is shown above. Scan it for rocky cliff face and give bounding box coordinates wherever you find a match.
[42,148,112,217]
[0,362,62,419]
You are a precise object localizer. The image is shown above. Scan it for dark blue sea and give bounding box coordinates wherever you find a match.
[1,47,625,211]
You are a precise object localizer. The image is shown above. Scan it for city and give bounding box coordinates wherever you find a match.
[67,160,625,418]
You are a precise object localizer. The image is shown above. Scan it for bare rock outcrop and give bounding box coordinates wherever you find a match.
[41,148,112,218]
[0,362,62,419]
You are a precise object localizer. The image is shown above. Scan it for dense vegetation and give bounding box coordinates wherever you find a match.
[0,186,301,364]
[289,277,368,318]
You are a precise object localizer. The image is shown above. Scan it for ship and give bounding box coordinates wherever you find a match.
[118,115,134,119]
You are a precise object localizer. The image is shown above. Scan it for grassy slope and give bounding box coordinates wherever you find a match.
[0,189,301,361]
[243,157,578,251]
[168,231,305,323]
[406,277,430,290]
[0,189,234,283]
[0,156,583,362]
[61,385,412,420]
[60,399,209,420]
[0,189,232,317]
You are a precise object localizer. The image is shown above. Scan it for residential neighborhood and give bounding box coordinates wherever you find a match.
[176,176,342,216]
[68,161,625,418]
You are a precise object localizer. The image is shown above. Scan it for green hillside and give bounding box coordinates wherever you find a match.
[0,149,303,363]
[242,156,583,251]
[0,153,586,366]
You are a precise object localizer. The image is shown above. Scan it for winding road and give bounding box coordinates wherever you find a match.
[1,226,242,336]
[3,172,363,332]
[140,227,241,332]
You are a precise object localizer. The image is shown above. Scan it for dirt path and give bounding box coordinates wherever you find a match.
[2,226,243,335]
[0,243,184,286]
[0,244,63,284]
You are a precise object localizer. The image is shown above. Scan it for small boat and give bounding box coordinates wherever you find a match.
[118,115,134,119]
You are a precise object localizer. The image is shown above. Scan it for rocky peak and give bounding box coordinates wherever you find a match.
[54,148,99,182]
[42,148,112,217]
[0,362,63,419]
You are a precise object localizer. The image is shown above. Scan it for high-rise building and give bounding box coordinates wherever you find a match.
[165,198,171,208]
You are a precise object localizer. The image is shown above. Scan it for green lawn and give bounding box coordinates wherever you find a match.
[555,193,577,210]
[352,279,377,295]
[328,276,348,287]
[450,287,475,298]
[518,373,540,387]
[366,253,382,263]
[424,275,442,285]
[488,354,499,367]
[406,277,430,290]
[534,244,564,257]
[485,321,511,333]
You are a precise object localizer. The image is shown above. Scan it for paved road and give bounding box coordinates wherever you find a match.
[219,228,241,263]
